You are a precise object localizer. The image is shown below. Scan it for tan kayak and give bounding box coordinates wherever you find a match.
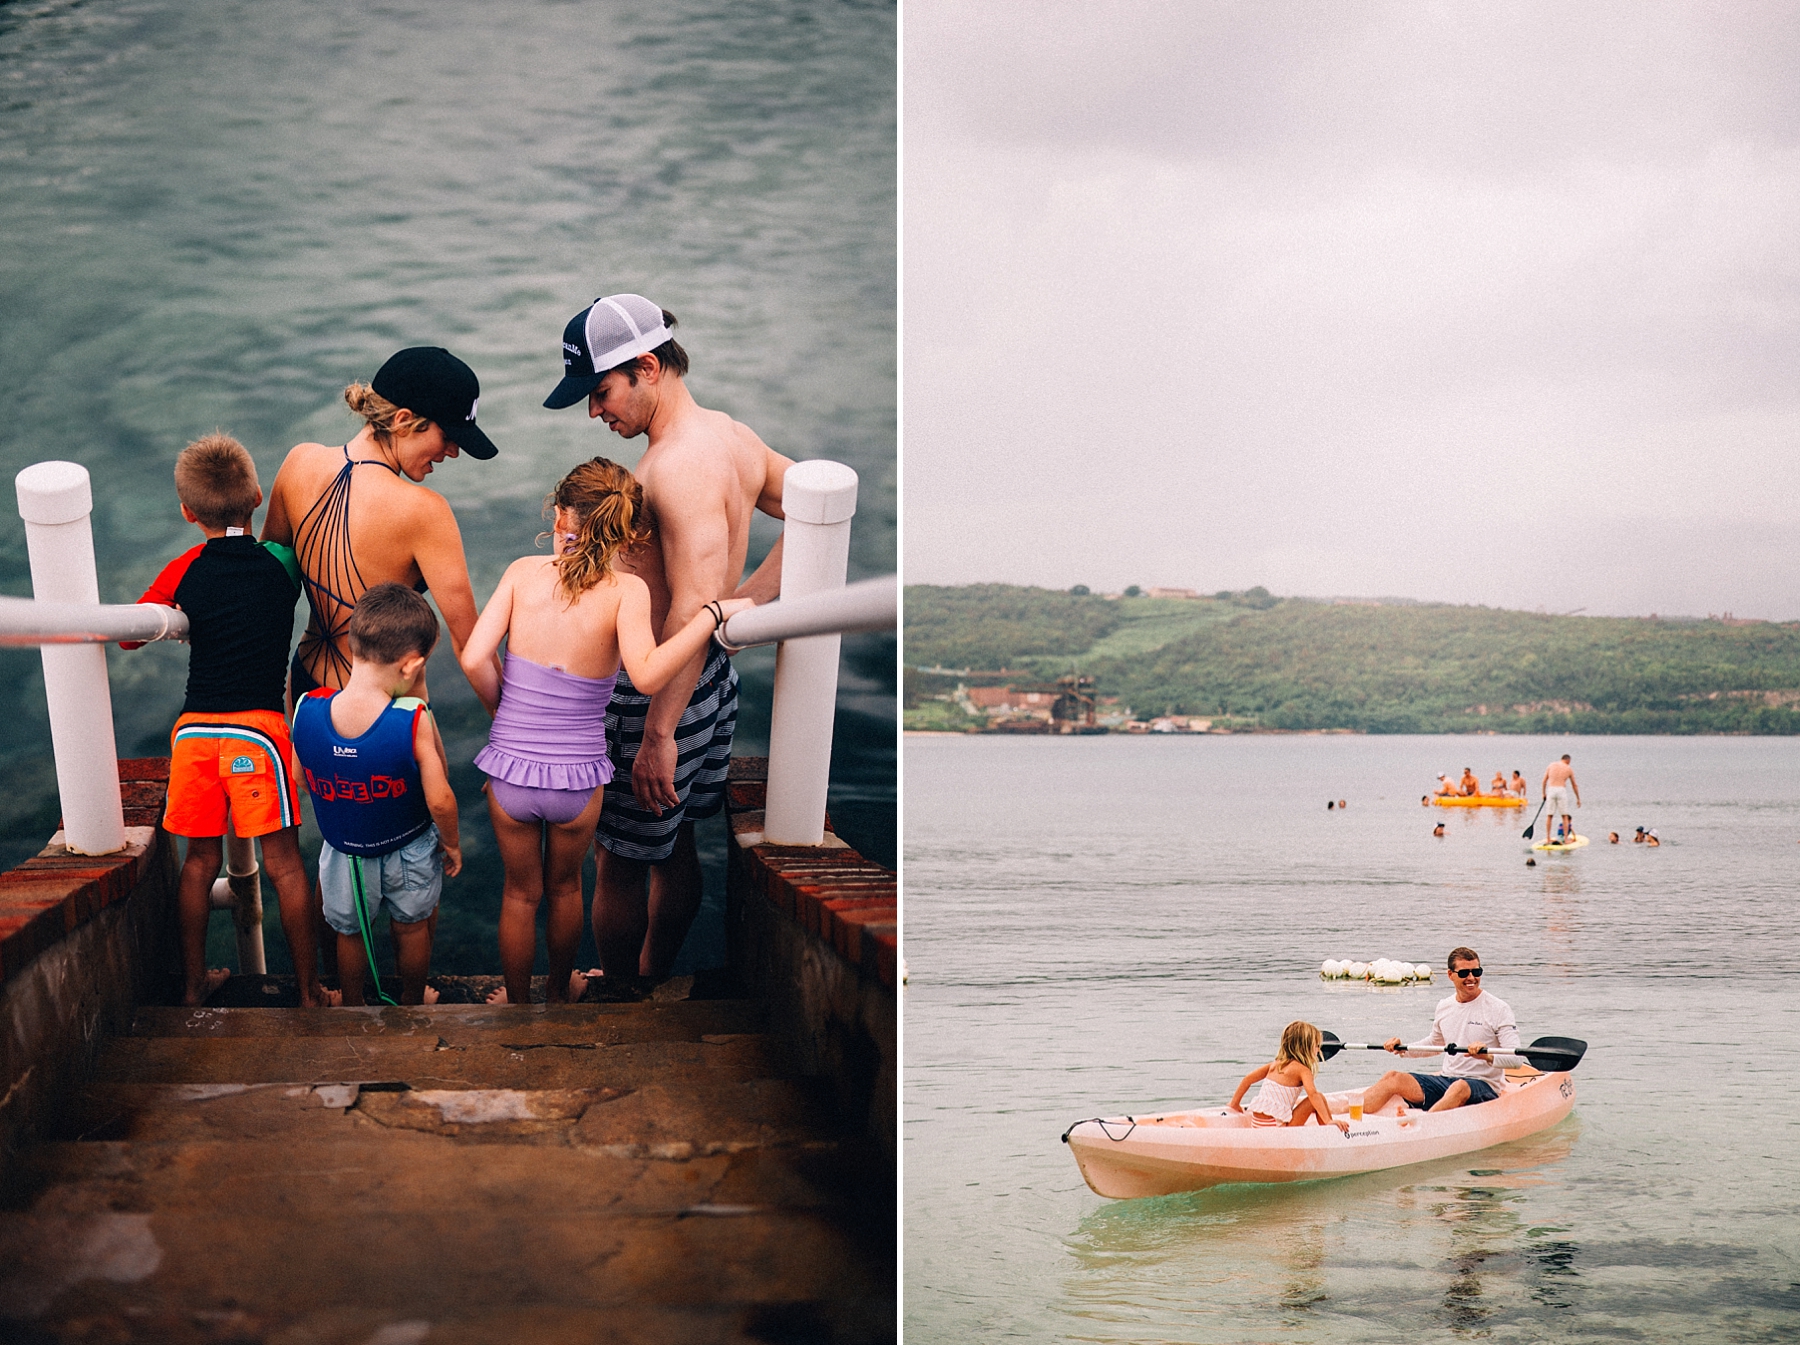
[1064,1069,1575,1199]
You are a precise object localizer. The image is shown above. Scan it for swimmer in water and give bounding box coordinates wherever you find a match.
[1608,831,1620,844]
[1432,822,1446,837]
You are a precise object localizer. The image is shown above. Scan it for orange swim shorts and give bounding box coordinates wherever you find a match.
[164,709,301,839]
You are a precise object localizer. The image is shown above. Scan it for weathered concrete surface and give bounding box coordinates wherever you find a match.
[2,1001,894,1342]
[724,760,896,1172]
[0,757,895,1341]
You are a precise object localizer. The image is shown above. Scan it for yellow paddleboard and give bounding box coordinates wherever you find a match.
[1532,835,1589,851]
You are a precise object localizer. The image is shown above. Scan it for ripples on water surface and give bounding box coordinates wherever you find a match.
[906,734,1800,1341]
[0,0,894,970]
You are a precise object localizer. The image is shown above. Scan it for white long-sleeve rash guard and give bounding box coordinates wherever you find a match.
[1403,989,1523,1085]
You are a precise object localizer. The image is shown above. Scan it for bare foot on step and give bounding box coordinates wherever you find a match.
[183,968,231,1007]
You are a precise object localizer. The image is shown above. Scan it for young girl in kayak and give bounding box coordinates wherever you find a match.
[461,457,752,1005]
[1228,1021,1349,1131]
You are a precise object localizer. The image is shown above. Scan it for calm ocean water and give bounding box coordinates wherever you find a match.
[905,734,1800,1342]
[0,0,894,973]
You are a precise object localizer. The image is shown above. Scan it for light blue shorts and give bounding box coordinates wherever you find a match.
[319,827,443,936]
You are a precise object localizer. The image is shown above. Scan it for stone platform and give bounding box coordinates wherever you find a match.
[0,758,896,1342]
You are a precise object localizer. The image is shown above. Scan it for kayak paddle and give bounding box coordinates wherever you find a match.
[1521,799,1547,840]
[1320,1030,1587,1073]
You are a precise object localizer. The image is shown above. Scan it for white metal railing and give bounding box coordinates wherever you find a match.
[719,576,894,649]
[0,595,189,646]
[10,456,890,873]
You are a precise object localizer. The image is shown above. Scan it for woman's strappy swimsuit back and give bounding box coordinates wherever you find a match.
[293,446,404,688]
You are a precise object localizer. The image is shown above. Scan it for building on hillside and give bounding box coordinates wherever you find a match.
[963,686,1057,723]
[1145,586,1200,600]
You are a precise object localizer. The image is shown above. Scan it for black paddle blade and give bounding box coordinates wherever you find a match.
[1522,799,1546,840]
[1520,1035,1587,1072]
[1320,1029,1344,1061]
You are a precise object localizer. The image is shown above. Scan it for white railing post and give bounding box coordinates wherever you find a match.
[15,462,125,856]
[209,822,266,975]
[763,460,858,846]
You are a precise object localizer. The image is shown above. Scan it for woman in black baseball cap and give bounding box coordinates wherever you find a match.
[262,347,497,703]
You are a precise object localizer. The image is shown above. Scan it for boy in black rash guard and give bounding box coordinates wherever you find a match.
[123,434,336,1007]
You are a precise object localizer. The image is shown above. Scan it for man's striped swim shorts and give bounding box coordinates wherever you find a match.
[596,646,738,863]
[164,709,301,839]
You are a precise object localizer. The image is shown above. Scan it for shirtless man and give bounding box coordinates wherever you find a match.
[1459,767,1480,797]
[1541,753,1580,842]
[1510,770,1528,798]
[544,294,791,980]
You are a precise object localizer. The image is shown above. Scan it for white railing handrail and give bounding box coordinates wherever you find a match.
[719,575,894,650]
[0,596,189,647]
[0,578,898,652]
[10,455,884,857]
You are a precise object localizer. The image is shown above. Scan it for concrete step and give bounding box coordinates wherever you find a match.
[85,1033,783,1090]
[60,1075,844,1153]
[20,1135,876,1219]
[127,999,768,1044]
[0,1300,876,1345]
[0,1139,892,1333]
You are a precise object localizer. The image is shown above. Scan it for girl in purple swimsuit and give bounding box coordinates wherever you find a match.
[461,458,751,1005]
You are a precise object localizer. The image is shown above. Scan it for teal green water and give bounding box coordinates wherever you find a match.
[0,0,894,972]
[906,734,1800,1341]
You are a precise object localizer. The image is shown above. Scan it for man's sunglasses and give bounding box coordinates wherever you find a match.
[1453,967,1483,979]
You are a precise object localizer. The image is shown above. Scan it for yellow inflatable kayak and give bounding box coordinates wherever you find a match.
[1432,794,1524,808]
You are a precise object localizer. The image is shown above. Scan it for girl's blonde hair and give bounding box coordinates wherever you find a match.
[1274,1021,1324,1070]
[547,457,648,599]
[343,382,426,447]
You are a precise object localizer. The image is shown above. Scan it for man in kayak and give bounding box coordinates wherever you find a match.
[1541,754,1580,841]
[1358,947,1521,1113]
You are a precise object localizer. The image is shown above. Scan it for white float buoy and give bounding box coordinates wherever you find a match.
[1415,963,1433,980]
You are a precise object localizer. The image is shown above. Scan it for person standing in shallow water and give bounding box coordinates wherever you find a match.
[543,294,791,981]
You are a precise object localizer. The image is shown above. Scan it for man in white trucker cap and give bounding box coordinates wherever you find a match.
[545,294,794,983]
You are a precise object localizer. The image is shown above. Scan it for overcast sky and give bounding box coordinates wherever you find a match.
[904,2,1800,618]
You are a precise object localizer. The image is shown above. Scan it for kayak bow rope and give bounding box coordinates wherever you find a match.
[1320,1029,1588,1073]
[1060,1117,1137,1144]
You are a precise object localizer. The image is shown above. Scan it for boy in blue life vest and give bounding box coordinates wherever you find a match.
[292,584,462,1006]
[123,433,333,1008]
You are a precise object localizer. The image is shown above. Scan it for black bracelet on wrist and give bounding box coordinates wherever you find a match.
[706,600,725,629]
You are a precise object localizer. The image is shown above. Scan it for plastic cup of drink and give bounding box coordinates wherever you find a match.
[1350,1102,1364,1121]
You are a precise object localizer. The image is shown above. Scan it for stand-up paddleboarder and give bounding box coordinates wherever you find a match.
[543,294,792,981]
[1541,754,1580,842]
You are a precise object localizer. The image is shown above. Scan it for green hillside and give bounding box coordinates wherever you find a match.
[904,585,1800,734]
